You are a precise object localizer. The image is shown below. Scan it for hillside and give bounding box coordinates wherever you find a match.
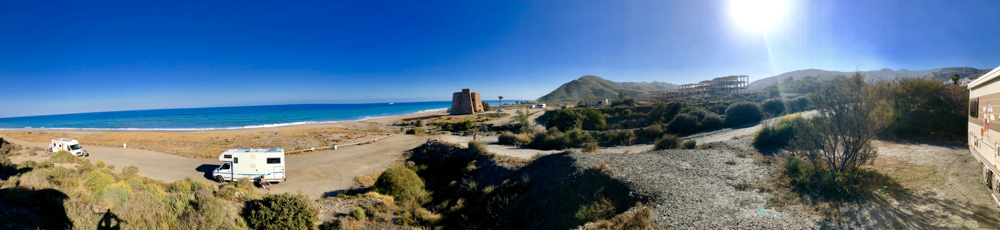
[538,75,676,103]
[747,67,991,90]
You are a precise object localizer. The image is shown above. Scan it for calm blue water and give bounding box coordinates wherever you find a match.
[0,101,510,131]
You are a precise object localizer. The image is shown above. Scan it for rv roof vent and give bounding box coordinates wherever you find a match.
[267,148,281,152]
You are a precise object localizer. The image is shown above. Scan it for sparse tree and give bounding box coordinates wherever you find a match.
[498,96,503,112]
[793,72,893,173]
[951,73,960,85]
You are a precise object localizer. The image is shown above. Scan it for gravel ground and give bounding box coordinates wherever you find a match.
[569,139,825,229]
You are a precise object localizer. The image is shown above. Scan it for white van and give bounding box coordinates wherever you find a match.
[51,139,84,156]
[212,148,286,183]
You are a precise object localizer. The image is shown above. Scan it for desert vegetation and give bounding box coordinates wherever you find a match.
[0,138,318,229]
[324,140,650,229]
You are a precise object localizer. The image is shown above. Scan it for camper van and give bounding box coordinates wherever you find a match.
[967,66,1000,201]
[51,139,84,156]
[212,148,286,183]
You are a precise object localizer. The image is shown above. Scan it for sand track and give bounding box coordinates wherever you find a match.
[3,134,433,198]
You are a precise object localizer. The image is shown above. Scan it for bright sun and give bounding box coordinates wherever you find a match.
[728,0,791,33]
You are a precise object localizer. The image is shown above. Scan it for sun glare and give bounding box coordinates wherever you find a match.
[728,0,790,33]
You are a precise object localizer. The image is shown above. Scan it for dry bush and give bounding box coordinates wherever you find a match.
[584,142,600,153]
[51,150,77,163]
[122,165,139,177]
[575,197,616,223]
[681,140,697,149]
[587,203,651,230]
[182,195,247,229]
[100,182,134,208]
[19,169,54,190]
[591,161,614,175]
[113,191,174,229]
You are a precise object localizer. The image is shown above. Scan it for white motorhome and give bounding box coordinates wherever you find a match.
[966,65,1000,201]
[212,148,286,183]
[51,139,84,156]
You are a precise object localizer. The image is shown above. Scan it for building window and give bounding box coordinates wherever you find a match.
[267,158,281,164]
[971,98,980,118]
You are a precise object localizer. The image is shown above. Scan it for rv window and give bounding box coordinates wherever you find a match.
[971,98,980,118]
[234,157,239,164]
[224,154,232,159]
[267,158,281,164]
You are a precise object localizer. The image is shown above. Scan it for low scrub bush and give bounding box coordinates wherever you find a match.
[407,127,427,135]
[681,140,697,149]
[654,134,680,150]
[529,128,596,150]
[85,171,115,193]
[122,165,140,177]
[666,114,700,135]
[575,197,615,223]
[498,132,534,145]
[51,150,77,163]
[752,114,808,149]
[762,98,786,116]
[700,113,724,131]
[583,142,600,153]
[372,166,430,205]
[182,195,247,229]
[468,140,489,155]
[724,102,764,127]
[244,193,317,230]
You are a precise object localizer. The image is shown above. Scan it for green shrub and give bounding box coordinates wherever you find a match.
[724,102,764,127]
[407,127,427,135]
[761,98,786,116]
[416,119,424,127]
[575,197,615,222]
[85,171,115,193]
[637,125,665,140]
[183,195,247,229]
[244,193,315,230]
[700,114,724,131]
[529,128,595,150]
[113,192,173,229]
[96,160,106,168]
[666,114,700,135]
[546,108,607,131]
[468,140,489,155]
[685,109,711,121]
[51,150,76,163]
[654,134,680,150]
[498,132,518,145]
[373,166,430,205]
[452,120,474,131]
[350,207,366,221]
[752,114,807,149]
[236,177,255,191]
[100,182,134,207]
[682,140,697,149]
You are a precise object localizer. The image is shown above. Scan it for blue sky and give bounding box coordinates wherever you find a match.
[2,0,999,118]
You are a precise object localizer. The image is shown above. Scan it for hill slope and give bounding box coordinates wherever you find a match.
[538,75,676,103]
[747,67,991,90]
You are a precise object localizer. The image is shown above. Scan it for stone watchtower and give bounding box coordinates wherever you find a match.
[451,88,483,115]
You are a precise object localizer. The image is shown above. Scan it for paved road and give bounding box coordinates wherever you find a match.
[3,134,432,198]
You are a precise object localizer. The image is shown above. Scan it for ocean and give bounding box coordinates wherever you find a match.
[0,100,508,131]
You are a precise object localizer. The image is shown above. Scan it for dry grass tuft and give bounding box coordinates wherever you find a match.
[353,171,381,188]
[591,161,614,175]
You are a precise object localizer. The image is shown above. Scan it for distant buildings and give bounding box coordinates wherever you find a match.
[677,75,749,95]
[451,88,484,115]
[584,99,609,106]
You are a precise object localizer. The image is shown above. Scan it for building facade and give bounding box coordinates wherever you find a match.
[677,75,748,95]
[451,88,484,115]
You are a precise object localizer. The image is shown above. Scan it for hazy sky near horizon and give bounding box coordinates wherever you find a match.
[2,0,1000,118]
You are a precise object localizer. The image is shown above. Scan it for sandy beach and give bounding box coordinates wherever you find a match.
[0,108,555,198]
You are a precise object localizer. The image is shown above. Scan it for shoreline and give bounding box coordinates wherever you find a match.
[0,108,450,134]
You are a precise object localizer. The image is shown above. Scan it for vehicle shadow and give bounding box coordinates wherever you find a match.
[196,164,219,181]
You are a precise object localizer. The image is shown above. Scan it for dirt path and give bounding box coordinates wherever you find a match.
[3,134,434,198]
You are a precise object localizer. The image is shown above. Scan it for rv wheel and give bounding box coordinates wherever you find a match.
[985,165,994,190]
[215,175,224,183]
